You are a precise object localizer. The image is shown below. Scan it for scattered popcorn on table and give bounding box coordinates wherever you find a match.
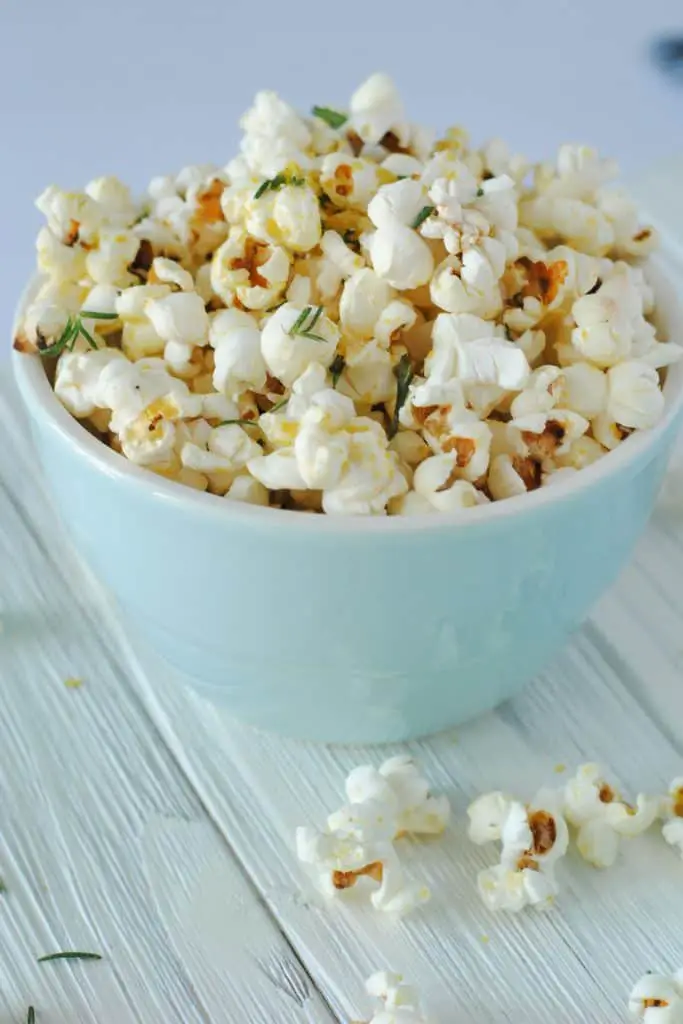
[467,788,568,912]
[660,778,683,859]
[562,763,659,868]
[296,757,446,915]
[17,74,677,514]
[629,968,683,1022]
[360,970,434,1024]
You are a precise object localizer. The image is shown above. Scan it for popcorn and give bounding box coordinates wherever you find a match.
[660,778,683,858]
[260,303,339,387]
[604,361,665,430]
[413,458,488,512]
[628,969,683,1022]
[149,256,194,292]
[335,756,450,837]
[430,243,504,318]
[427,314,530,390]
[366,222,434,290]
[296,756,445,914]
[270,185,322,253]
[23,72,673,516]
[320,153,381,210]
[225,474,269,506]
[85,176,138,227]
[340,269,395,340]
[35,185,102,245]
[295,815,429,916]
[209,308,267,399]
[54,348,126,418]
[562,763,658,868]
[349,72,409,147]
[362,971,432,1024]
[181,423,262,494]
[85,230,140,287]
[468,789,568,912]
[211,230,290,310]
[488,453,540,499]
[238,90,312,178]
[147,292,209,347]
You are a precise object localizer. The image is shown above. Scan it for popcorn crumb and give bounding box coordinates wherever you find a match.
[64,677,83,689]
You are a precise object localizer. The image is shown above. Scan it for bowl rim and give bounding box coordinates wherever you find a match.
[12,258,683,534]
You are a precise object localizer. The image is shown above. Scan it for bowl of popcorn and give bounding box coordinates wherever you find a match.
[12,73,683,742]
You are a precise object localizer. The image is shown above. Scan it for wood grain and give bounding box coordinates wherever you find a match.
[0,381,333,1023]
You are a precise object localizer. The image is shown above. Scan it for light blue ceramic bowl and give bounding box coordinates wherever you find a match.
[12,257,683,743]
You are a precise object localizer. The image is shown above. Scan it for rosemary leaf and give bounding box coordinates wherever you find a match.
[288,307,311,336]
[306,305,323,333]
[253,179,272,200]
[389,353,414,439]
[476,187,485,197]
[27,1008,36,1024]
[38,951,102,963]
[330,354,345,388]
[288,305,326,342]
[78,322,98,350]
[311,105,348,129]
[219,418,260,428]
[80,310,118,320]
[253,173,303,199]
[411,205,435,230]
[38,317,78,357]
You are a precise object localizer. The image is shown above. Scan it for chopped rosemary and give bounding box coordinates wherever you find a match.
[27,1008,35,1024]
[330,354,345,388]
[254,174,305,199]
[411,205,435,230]
[311,105,348,129]
[219,418,260,428]
[0,878,6,892]
[476,187,485,197]
[38,951,102,963]
[287,305,326,342]
[38,310,118,358]
[389,353,414,438]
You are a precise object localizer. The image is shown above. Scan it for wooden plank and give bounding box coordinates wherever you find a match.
[0,380,336,1023]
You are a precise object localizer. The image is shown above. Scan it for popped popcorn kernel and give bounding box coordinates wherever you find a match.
[295,756,446,916]
[467,786,568,912]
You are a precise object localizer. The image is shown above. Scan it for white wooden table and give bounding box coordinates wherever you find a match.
[1,371,683,1024]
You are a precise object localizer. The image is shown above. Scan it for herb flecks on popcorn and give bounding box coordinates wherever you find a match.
[17,74,676,515]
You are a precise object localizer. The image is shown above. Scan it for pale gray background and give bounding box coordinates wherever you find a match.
[1,0,681,351]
